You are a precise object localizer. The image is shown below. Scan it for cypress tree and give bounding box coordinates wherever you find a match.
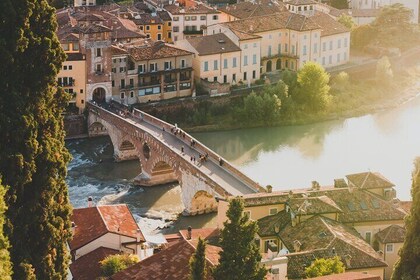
[0,0,72,279]
[0,179,12,279]
[391,158,420,279]
[213,198,267,280]
[189,237,207,280]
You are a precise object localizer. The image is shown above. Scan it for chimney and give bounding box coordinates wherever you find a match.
[293,240,301,252]
[266,185,273,193]
[71,221,77,236]
[88,196,93,207]
[311,181,320,190]
[186,226,192,240]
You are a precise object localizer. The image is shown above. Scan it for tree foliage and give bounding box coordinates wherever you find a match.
[100,254,140,277]
[189,237,207,280]
[293,62,331,113]
[0,0,72,278]
[332,71,350,91]
[391,158,420,279]
[305,256,345,278]
[330,0,348,9]
[236,91,281,125]
[213,197,267,280]
[376,56,393,84]
[0,180,12,280]
[281,70,298,95]
[338,14,355,29]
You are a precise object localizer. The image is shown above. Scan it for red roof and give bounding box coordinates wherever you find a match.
[70,204,144,251]
[309,272,381,280]
[70,247,120,280]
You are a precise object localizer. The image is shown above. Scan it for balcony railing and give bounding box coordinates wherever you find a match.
[139,80,161,87]
[183,29,203,35]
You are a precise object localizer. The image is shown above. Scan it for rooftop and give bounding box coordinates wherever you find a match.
[218,1,286,20]
[308,271,381,280]
[70,247,119,280]
[126,41,193,61]
[346,172,395,189]
[375,224,406,244]
[164,3,219,15]
[70,204,144,251]
[185,33,241,55]
[289,195,343,215]
[285,0,317,5]
[310,12,349,36]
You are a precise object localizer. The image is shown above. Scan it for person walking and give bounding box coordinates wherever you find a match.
[181,146,184,154]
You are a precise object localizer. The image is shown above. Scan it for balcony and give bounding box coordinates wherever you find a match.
[183,29,203,35]
[139,80,161,87]
[58,79,75,87]
[138,67,193,76]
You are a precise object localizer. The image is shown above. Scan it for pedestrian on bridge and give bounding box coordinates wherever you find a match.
[181,146,184,154]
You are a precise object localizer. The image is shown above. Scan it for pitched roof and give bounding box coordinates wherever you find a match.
[127,41,193,61]
[289,195,343,215]
[280,216,387,278]
[111,45,129,56]
[185,33,241,55]
[257,210,291,237]
[157,10,172,21]
[218,1,286,19]
[132,13,164,25]
[111,228,221,280]
[310,12,350,36]
[308,271,381,280]
[79,24,113,34]
[69,247,119,280]
[398,200,412,214]
[285,0,317,5]
[70,204,144,251]
[222,12,320,34]
[346,172,395,189]
[375,225,406,244]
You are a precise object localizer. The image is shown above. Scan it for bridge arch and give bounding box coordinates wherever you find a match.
[120,140,136,151]
[143,142,151,160]
[89,121,107,134]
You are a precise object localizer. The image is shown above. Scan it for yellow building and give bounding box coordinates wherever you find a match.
[133,11,173,43]
[57,34,87,113]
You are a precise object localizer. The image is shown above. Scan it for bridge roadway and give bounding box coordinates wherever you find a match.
[104,102,262,196]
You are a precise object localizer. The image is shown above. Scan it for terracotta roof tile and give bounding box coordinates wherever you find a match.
[285,0,317,5]
[164,3,219,15]
[289,195,343,215]
[310,12,349,36]
[257,210,291,237]
[70,247,119,280]
[70,204,143,251]
[375,225,406,244]
[398,200,412,214]
[346,172,395,189]
[185,33,241,55]
[308,271,381,280]
[127,41,193,61]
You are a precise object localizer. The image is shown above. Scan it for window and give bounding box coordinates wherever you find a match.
[223,75,227,83]
[213,76,217,82]
[96,64,102,73]
[150,62,158,72]
[146,33,151,39]
[213,15,218,20]
[173,16,179,21]
[181,59,186,68]
[268,46,272,56]
[185,16,190,21]
[96,48,102,57]
[63,65,68,70]
[303,45,307,55]
[130,91,134,98]
[146,25,151,31]
[323,42,326,52]
[338,39,341,48]
[223,58,228,69]
[164,61,172,70]
[168,22,171,26]
[269,208,278,215]
[360,201,368,210]
[264,239,278,253]
[214,60,218,70]
[120,92,125,99]
[344,38,348,47]
[138,64,145,73]
[285,43,288,52]
[120,79,125,88]
[243,71,247,80]
[329,41,333,50]
[314,43,317,53]
[252,54,257,65]
[304,34,307,40]
[200,15,206,20]
[119,67,124,73]
[291,61,294,70]
[253,42,257,48]
[204,61,209,71]
[73,42,79,51]
[252,70,256,79]
[386,244,394,252]
[292,45,295,55]
[244,44,248,49]
[191,16,197,20]
[129,78,134,87]
[244,55,248,66]
[112,80,115,87]
[139,26,144,30]
[233,57,237,68]
[168,31,172,39]
[232,73,236,81]
[365,232,372,244]
[62,43,69,51]
[278,44,281,54]
[69,65,73,70]
[157,33,162,40]
[173,26,179,32]
[158,25,162,30]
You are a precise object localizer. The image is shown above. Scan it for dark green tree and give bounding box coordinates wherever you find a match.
[293,62,331,113]
[305,257,345,278]
[391,158,420,280]
[213,197,267,280]
[0,0,72,278]
[189,237,207,280]
[100,254,140,276]
[0,179,12,279]
[281,70,298,95]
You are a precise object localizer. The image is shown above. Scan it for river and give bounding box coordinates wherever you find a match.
[66,94,420,234]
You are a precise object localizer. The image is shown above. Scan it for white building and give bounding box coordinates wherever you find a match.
[351,0,419,23]
[74,0,96,7]
[164,3,221,42]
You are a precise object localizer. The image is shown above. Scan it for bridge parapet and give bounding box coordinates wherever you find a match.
[130,107,266,193]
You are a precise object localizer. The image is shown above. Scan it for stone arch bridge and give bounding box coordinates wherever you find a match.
[87,101,264,215]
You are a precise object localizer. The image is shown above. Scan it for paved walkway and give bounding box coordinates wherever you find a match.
[116,110,258,196]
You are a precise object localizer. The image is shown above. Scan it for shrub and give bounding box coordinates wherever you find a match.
[100,254,140,276]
